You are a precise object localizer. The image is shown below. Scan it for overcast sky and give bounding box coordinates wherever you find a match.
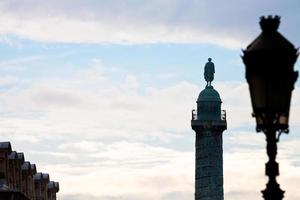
[0,0,300,200]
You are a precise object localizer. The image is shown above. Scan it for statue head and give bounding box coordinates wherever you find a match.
[208,58,212,62]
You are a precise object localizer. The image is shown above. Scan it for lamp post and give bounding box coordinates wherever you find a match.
[242,15,298,200]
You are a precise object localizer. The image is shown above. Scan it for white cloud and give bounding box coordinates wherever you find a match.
[0,58,300,199]
[0,76,18,86]
[0,0,298,48]
[39,141,194,200]
[215,81,254,129]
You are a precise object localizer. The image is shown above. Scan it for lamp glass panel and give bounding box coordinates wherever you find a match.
[248,75,267,113]
[256,115,264,126]
[267,74,291,114]
[278,115,288,126]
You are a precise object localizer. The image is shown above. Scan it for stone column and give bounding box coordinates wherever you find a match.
[191,58,227,200]
[195,130,224,199]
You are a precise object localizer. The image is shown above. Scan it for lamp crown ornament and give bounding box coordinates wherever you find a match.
[259,15,280,33]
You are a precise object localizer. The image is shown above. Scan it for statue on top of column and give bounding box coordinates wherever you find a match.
[204,58,215,87]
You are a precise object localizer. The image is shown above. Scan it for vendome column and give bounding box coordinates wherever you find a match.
[191,58,227,200]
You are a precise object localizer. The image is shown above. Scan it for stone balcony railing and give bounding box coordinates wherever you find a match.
[191,109,226,121]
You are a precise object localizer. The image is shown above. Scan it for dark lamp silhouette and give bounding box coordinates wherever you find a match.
[242,15,298,200]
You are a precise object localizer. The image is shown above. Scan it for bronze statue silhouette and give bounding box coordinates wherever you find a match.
[204,58,215,87]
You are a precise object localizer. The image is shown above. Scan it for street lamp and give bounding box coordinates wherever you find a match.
[242,15,298,200]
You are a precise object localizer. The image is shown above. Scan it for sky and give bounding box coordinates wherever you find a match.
[0,0,300,199]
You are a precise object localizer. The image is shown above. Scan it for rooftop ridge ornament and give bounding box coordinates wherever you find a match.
[259,15,280,33]
[204,58,215,87]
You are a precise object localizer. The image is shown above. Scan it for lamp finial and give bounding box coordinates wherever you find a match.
[259,15,280,33]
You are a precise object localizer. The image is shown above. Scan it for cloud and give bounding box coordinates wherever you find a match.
[0,0,298,48]
[61,191,193,200]
[40,141,194,199]
[0,57,300,199]
[0,62,199,140]
[0,76,18,86]
[215,82,254,129]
